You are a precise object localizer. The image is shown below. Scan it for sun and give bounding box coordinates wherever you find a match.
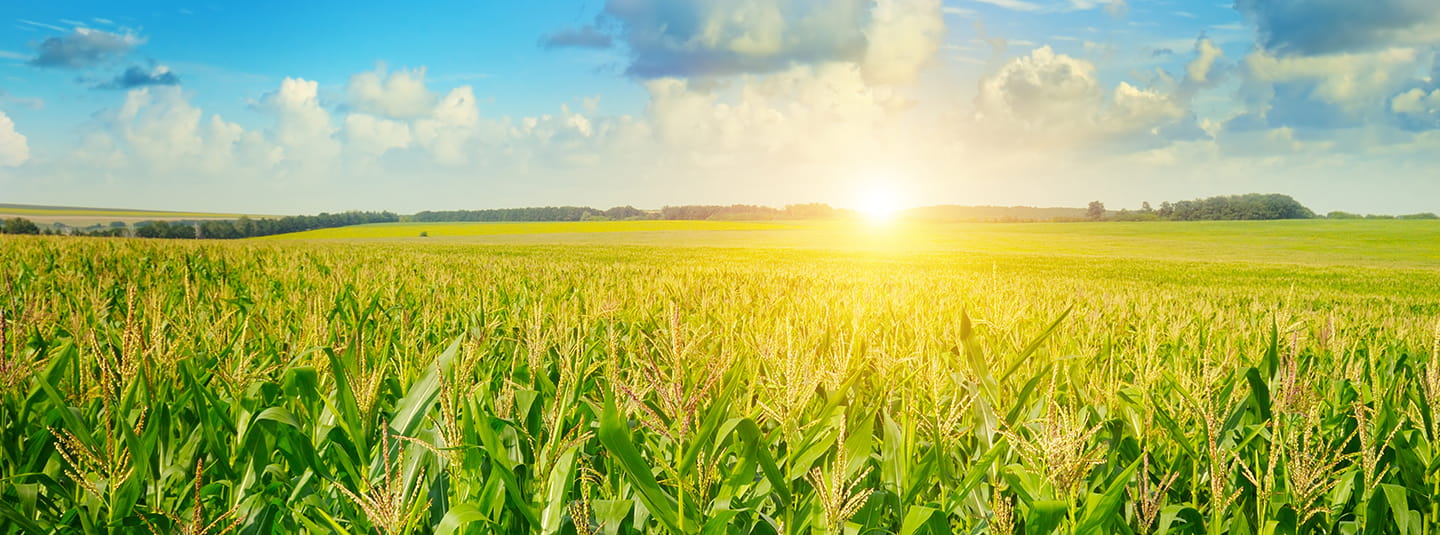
[852,176,908,224]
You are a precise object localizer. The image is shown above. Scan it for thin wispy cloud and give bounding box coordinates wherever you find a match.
[18,19,67,32]
[971,0,1045,12]
[540,25,614,50]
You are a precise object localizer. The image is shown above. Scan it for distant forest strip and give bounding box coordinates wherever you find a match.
[1094,194,1437,222]
[1,211,399,238]
[3,194,1436,239]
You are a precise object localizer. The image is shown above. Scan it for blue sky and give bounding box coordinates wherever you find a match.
[0,0,1437,214]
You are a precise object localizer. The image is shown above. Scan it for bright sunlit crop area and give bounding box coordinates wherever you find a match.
[4,221,1440,533]
[3,0,1439,533]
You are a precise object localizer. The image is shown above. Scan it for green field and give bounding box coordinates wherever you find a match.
[2,221,1439,534]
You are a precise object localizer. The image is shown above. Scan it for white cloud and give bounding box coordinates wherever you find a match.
[971,0,1044,12]
[0,111,29,167]
[347,65,436,119]
[1186,38,1223,86]
[414,86,481,165]
[1392,88,1440,115]
[344,113,413,155]
[1104,0,1128,19]
[972,46,1193,146]
[78,87,278,176]
[1245,47,1421,109]
[862,0,945,84]
[256,77,341,164]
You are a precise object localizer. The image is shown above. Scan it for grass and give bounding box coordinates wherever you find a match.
[2,220,1439,534]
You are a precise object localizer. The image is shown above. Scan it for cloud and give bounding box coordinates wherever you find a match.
[0,111,29,167]
[1104,0,1128,20]
[1392,88,1440,114]
[344,113,413,155]
[28,28,144,69]
[1236,0,1440,56]
[93,65,181,90]
[862,0,944,84]
[971,0,1044,12]
[413,86,481,165]
[85,87,277,174]
[1391,88,1440,129]
[972,46,1196,148]
[255,78,341,164]
[1243,47,1422,111]
[601,0,941,84]
[18,19,67,32]
[1185,38,1224,86]
[347,65,436,119]
[540,25,615,49]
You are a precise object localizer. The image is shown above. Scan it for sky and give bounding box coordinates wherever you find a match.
[0,0,1438,215]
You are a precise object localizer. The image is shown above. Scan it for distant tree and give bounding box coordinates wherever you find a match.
[1398,212,1440,220]
[2,217,40,235]
[603,205,648,220]
[1087,201,1106,221]
[1327,211,1362,219]
[1157,201,1174,218]
[1141,201,1153,213]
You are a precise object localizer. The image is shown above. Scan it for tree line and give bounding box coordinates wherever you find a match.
[412,203,841,222]
[1,211,399,239]
[1090,194,1318,221]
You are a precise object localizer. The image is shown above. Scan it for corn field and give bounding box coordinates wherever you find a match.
[2,236,1439,534]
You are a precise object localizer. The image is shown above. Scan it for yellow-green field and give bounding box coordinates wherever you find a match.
[262,219,1440,268]
[2,221,1439,534]
[255,220,793,240]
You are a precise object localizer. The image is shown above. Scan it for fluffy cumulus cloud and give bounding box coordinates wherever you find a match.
[344,113,413,156]
[29,28,144,68]
[1392,87,1440,129]
[645,62,906,159]
[972,46,1192,148]
[79,87,277,175]
[0,111,29,167]
[255,78,341,164]
[1240,47,1426,129]
[347,65,436,119]
[1236,0,1440,56]
[861,0,945,84]
[413,86,481,165]
[600,0,942,83]
[1225,0,1440,137]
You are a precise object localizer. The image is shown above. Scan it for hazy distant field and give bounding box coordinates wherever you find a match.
[3,220,1439,533]
[0,203,254,227]
[255,220,793,239]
